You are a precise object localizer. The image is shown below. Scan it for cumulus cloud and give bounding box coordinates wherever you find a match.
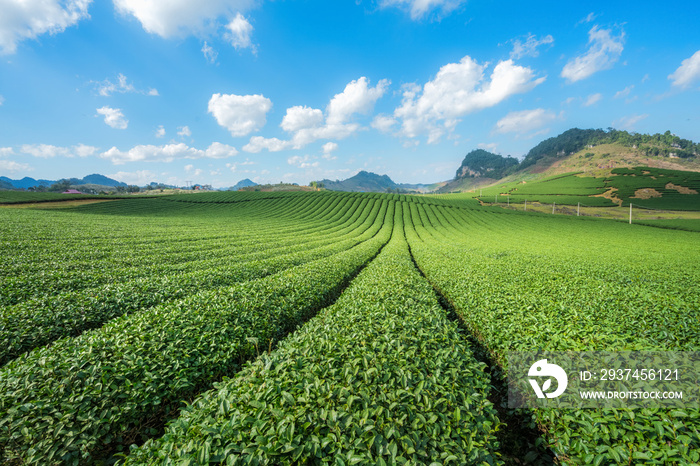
[371,114,396,133]
[394,56,545,143]
[155,125,166,138]
[378,0,465,20]
[613,113,648,131]
[0,0,91,55]
[510,33,554,59]
[0,147,13,157]
[177,126,192,137]
[208,93,272,137]
[287,154,319,168]
[477,142,499,152]
[561,26,625,83]
[242,77,389,153]
[94,73,158,97]
[493,108,557,135]
[19,143,98,158]
[583,93,603,106]
[225,13,254,51]
[281,106,324,132]
[100,142,238,164]
[326,77,390,125]
[113,0,255,38]
[668,50,700,90]
[96,106,128,129]
[184,164,203,176]
[0,159,31,173]
[322,142,338,160]
[242,136,292,153]
[106,170,158,186]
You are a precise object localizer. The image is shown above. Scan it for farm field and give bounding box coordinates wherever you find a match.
[1,191,699,465]
[460,168,700,212]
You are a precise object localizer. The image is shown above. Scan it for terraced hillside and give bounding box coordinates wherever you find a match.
[0,191,698,465]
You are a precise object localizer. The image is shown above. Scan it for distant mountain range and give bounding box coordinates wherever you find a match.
[3,129,698,195]
[0,174,127,190]
[316,171,437,193]
[228,179,258,190]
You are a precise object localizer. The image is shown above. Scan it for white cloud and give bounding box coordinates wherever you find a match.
[668,50,700,90]
[477,142,499,152]
[281,106,324,132]
[202,41,218,64]
[291,123,360,148]
[177,126,192,137]
[0,95,4,105]
[225,13,254,52]
[19,143,98,158]
[94,73,158,97]
[155,125,166,138]
[96,106,128,129]
[613,113,649,131]
[493,108,557,135]
[0,147,13,157]
[395,56,545,143]
[243,77,389,153]
[242,136,292,153]
[510,33,554,59]
[326,77,390,125]
[371,114,396,133]
[0,0,91,55]
[100,142,238,164]
[0,159,31,173]
[287,154,318,168]
[107,170,158,186]
[208,93,272,137]
[204,141,239,158]
[578,12,597,24]
[113,0,255,38]
[614,85,634,99]
[561,26,625,83]
[322,142,338,160]
[583,93,603,106]
[184,164,203,176]
[378,0,465,20]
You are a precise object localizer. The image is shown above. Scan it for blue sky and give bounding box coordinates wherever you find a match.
[1,0,699,188]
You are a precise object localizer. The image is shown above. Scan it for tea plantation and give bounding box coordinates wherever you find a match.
[0,191,698,465]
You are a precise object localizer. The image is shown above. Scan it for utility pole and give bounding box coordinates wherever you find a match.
[552,202,556,214]
[629,203,632,224]
[577,202,580,216]
[524,199,527,211]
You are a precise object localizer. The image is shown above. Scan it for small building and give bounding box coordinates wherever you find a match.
[62,189,83,194]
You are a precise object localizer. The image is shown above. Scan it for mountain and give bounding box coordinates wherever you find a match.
[0,174,127,189]
[521,128,700,172]
[0,176,54,189]
[229,178,258,190]
[438,128,700,193]
[455,149,519,179]
[316,171,432,193]
[79,174,127,187]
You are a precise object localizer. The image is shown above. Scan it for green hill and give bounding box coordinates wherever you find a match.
[438,128,700,211]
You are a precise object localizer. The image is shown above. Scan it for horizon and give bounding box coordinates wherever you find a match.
[1,1,699,188]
